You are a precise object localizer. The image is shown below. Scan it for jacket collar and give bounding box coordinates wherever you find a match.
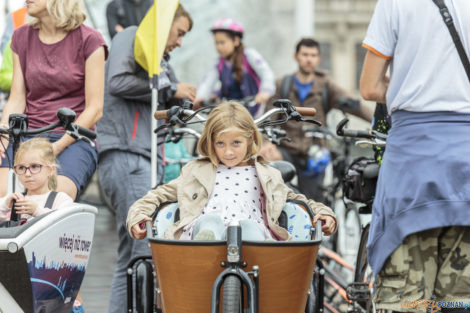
[192,158,217,191]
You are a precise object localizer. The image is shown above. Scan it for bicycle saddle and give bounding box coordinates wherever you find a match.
[269,161,296,183]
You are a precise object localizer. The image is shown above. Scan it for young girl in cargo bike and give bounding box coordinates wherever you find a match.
[0,138,73,221]
[127,101,336,241]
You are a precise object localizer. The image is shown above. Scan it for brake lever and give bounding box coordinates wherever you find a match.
[154,123,171,134]
[79,135,95,147]
[301,118,322,126]
[169,134,184,143]
[280,137,291,143]
[372,130,388,141]
[66,130,95,147]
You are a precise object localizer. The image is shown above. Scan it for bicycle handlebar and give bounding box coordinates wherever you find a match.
[295,107,317,117]
[154,106,316,122]
[336,118,375,139]
[0,108,97,142]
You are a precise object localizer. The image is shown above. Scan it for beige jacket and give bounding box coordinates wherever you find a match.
[127,156,336,240]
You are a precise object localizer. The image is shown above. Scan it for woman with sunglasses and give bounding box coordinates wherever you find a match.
[0,138,72,221]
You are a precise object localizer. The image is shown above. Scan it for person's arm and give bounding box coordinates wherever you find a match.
[107,28,153,103]
[34,192,74,216]
[106,1,120,39]
[245,48,276,103]
[0,194,16,221]
[285,188,337,235]
[52,47,106,155]
[126,167,186,238]
[360,51,391,103]
[195,65,220,103]
[327,79,374,122]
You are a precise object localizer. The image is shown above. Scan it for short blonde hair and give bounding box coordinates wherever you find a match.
[31,0,86,32]
[198,101,262,167]
[14,138,58,191]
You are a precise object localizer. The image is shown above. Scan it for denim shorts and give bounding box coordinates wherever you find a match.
[1,133,98,195]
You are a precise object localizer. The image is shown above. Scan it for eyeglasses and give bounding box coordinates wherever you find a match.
[13,163,49,175]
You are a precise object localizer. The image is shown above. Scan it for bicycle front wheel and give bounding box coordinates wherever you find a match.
[353,224,374,313]
[222,275,242,313]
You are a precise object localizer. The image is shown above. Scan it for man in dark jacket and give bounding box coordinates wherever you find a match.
[97,5,195,313]
[261,38,372,201]
[106,0,152,39]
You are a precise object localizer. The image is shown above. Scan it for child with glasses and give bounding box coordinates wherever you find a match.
[0,138,73,221]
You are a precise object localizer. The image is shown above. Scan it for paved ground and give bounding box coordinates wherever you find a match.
[79,174,117,313]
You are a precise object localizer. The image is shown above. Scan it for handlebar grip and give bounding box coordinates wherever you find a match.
[154,110,168,120]
[342,129,374,139]
[76,125,97,140]
[146,220,153,239]
[295,107,317,117]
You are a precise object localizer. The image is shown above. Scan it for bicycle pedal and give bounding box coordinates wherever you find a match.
[346,282,371,301]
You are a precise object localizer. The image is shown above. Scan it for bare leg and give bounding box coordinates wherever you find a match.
[57,175,77,200]
[0,168,9,197]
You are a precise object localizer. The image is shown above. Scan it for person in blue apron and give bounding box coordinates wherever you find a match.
[360,0,470,312]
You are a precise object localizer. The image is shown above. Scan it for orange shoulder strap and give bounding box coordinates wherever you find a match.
[12,7,28,30]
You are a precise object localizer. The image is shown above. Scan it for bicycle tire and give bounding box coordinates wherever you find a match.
[222,275,242,313]
[336,203,362,276]
[354,224,370,283]
[353,223,374,313]
[343,205,362,252]
[305,273,320,313]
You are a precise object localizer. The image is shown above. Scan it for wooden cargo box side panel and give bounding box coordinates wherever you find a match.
[150,242,226,313]
[243,244,319,313]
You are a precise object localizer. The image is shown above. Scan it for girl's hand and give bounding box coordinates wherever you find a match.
[254,91,271,104]
[313,214,336,236]
[5,192,23,208]
[15,198,38,216]
[131,217,152,240]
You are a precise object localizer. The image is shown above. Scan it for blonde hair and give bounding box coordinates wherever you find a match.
[30,0,86,32]
[14,138,58,191]
[198,101,262,167]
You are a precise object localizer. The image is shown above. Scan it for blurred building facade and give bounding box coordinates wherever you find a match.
[173,0,377,98]
[1,0,377,97]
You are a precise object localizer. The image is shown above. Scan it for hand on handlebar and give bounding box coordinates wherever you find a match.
[313,214,336,236]
[174,83,196,102]
[131,217,152,240]
[254,91,271,104]
[260,141,283,161]
[5,192,23,209]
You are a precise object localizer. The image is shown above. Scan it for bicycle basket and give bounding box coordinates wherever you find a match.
[342,157,379,204]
